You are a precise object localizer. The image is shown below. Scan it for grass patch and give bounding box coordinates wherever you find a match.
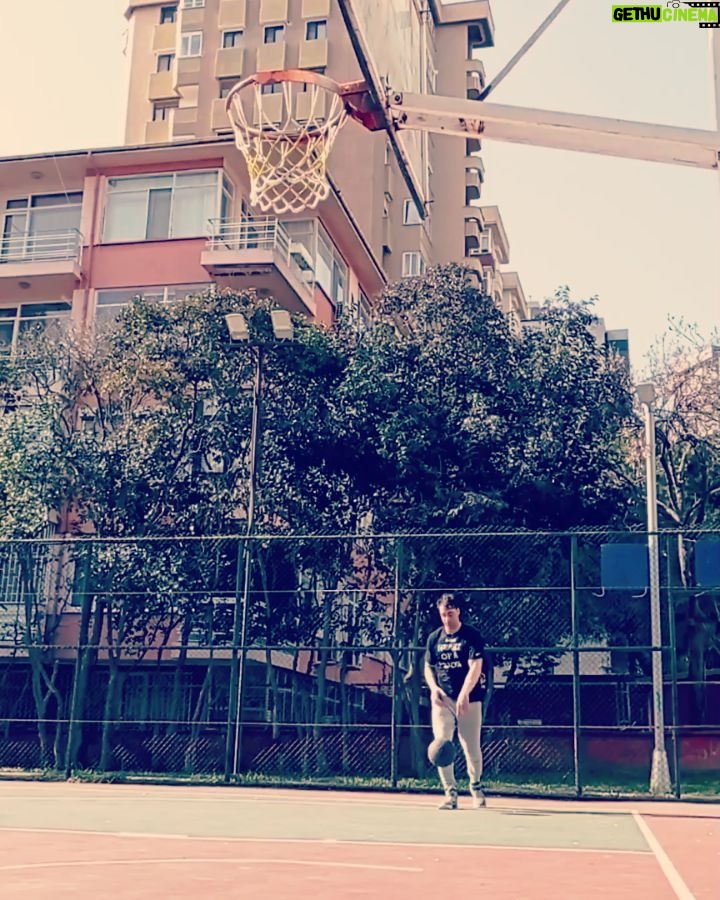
[2,766,717,800]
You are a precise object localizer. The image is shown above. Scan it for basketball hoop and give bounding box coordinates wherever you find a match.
[226,70,356,215]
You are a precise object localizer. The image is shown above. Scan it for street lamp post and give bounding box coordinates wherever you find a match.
[223,308,293,779]
[636,381,672,796]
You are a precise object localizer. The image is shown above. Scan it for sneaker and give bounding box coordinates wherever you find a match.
[470,786,486,809]
[438,791,458,810]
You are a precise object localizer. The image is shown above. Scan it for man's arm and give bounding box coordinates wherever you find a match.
[424,648,447,707]
[456,657,483,715]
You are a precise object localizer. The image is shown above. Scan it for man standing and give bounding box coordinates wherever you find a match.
[424,592,487,810]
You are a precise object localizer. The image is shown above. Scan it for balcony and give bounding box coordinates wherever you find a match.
[211,98,233,132]
[466,70,484,101]
[180,7,205,28]
[479,205,510,264]
[173,106,198,138]
[149,70,178,102]
[0,229,83,301]
[145,118,172,143]
[260,0,288,21]
[256,41,286,72]
[464,229,495,271]
[153,22,177,52]
[298,37,328,69]
[219,0,247,29]
[202,218,316,315]
[302,0,330,14]
[466,58,486,85]
[215,46,244,79]
[501,270,529,322]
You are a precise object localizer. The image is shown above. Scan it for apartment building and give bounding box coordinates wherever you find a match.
[120,0,527,318]
[1,1,529,354]
[0,138,390,355]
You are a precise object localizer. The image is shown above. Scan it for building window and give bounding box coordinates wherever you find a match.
[94,285,207,323]
[466,137,481,157]
[222,30,243,48]
[152,102,177,122]
[160,5,177,24]
[1,193,82,263]
[182,0,205,8]
[180,31,203,57]
[402,251,425,277]
[468,25,485,61]
[157,53,175,72]
[218,79,236,99]
[300,67,326,90]
[0,302,72,355]
[103,171,223,243]
[305,20,327,41]
[402,199,422,226]
[260,82,282,95]
[315,224,347,308]
[264,25,284,43]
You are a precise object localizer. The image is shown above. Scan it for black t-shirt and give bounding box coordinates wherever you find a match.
[425,624,486,703]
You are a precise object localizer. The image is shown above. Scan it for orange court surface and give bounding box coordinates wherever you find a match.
[0,780,717,899]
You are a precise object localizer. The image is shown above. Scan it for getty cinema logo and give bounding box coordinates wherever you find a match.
[612,2,720,25]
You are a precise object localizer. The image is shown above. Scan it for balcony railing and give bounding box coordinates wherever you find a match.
[0,229,83,266]
[206,217,315,284]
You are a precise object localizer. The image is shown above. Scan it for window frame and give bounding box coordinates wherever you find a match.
[152,102,177,122]
[263,24,285,44]
[102,170,229,244]
[94,284,209,323]
[221,29,243,49]
[305,20,327,41]
[2,192,83,262]
[156,53,175,72]
[159,5,177,24]
[180,31,203,58]
[402,251,426,278]
[402,199,422,226]
[0,301,73,356]
[218,79,236,99]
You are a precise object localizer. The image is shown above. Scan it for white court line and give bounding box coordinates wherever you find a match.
[0,826,650,856]
[0,857,422,874]
[631,811,696,900]
[0,790,435,811]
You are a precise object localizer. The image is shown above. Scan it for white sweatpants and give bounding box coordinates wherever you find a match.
[431,698,483,793]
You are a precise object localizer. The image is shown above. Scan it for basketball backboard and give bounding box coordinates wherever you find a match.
[337,0,426,211]
[338,0,493,213]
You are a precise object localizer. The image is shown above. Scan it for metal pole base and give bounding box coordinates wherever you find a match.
[649,748,672,796]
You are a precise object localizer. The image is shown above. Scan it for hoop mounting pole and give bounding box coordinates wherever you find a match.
[389,92,720,170]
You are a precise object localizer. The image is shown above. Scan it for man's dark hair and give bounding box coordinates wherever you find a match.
[437,592,463,613]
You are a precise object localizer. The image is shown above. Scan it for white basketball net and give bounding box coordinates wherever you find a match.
[226,76,348,215]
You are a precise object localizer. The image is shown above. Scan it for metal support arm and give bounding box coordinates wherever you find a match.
[388,92,720,170]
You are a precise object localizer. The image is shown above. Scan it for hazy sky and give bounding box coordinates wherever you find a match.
[0,0,717,373]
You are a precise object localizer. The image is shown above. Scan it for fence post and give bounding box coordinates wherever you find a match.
[390,539,403,787]
[64,541,94,778]
[570,535,582,797]
[224,535,248,780]
[665,536,681,798]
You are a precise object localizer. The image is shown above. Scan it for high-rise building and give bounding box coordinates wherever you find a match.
[122,0,527,313]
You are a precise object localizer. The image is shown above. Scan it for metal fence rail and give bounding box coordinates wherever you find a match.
[0,531,718,797]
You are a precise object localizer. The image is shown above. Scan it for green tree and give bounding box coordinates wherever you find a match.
[645,328,720,722]
[334,269,635,771]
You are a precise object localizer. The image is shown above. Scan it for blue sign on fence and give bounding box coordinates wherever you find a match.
[696,540,720,586]
[600,544,649,590]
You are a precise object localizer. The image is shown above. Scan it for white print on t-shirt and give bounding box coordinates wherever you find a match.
[437,639,467,669]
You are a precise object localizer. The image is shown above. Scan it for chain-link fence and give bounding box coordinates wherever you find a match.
[0,531,718,797]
